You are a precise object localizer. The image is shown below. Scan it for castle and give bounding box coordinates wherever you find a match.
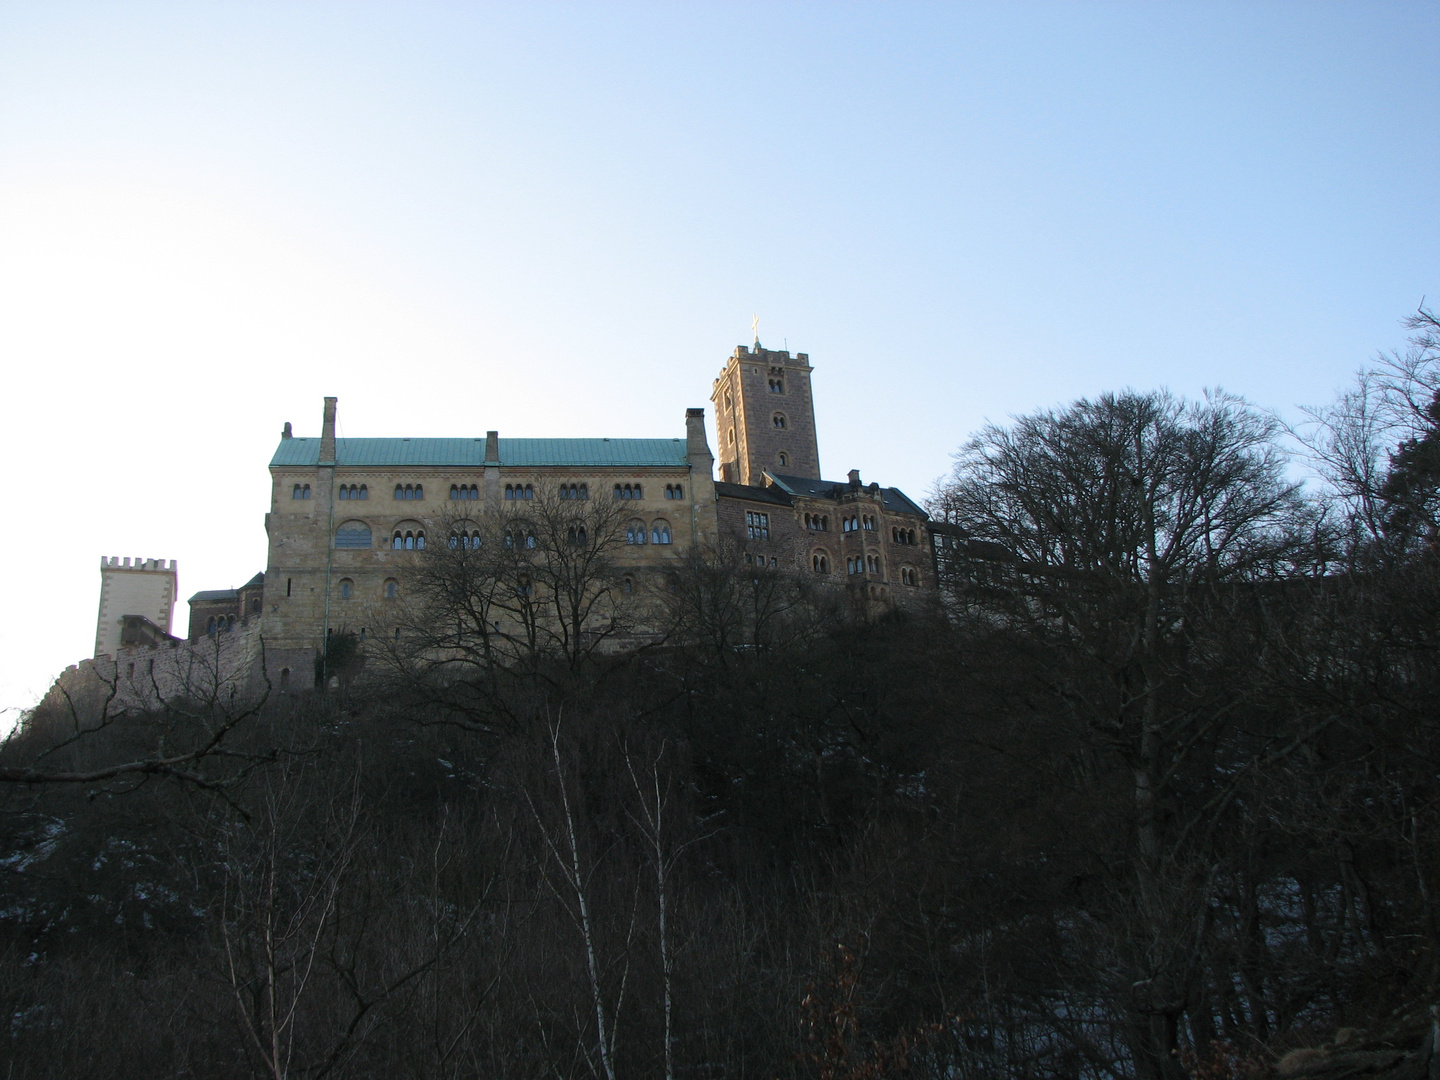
[81,341,939,697]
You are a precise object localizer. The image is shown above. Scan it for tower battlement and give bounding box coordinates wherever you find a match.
[101,556,177,572]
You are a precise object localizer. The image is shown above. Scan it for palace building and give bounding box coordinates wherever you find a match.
[83,341,939,694]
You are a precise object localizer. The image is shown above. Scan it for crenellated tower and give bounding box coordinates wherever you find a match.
[94,556,178,657]
[710,343,820,486]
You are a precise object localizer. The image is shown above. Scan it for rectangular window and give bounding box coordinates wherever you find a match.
[746,511,769,540]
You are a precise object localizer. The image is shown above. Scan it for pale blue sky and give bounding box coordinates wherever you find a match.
[1,2,1436,715]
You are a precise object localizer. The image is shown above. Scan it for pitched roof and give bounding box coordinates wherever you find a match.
[763,473,929,519]
[270,437,689,469]
[189,589,238,603]
[714,481,794,507]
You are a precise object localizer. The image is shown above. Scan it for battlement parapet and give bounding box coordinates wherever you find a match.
[101,556,178,572]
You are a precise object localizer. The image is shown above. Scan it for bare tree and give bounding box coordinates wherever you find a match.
[932,389,1322,1080]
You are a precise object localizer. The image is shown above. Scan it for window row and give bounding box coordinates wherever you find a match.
[899,567,919,586]
[392,530,426,550]
[625,520,674,545]
[891,527,918,545]
[298,479,680,505]
[744,553,778,567]
[848,555,881,575]
[804,512,830,532]
[337,578,400,600]
[206,615,237,634]
[746,511,769,541]
[842,514,876,532]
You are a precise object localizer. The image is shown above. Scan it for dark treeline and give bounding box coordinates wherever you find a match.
[3,311,1438,1080]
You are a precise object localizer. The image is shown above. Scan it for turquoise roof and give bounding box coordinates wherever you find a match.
[270,437,689,469]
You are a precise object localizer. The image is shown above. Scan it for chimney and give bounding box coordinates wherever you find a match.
[847,469,861,487]
[281,421,292,439]
[320,397,337,464]
[685,408,713,467]
[484,430,500,464]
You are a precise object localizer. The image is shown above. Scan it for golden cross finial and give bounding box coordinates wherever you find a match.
[751,313,760,346]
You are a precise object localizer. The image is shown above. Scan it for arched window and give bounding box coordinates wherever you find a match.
[622,577,633,593]
[450,484,459,500]
[303,484,311,499]
[293,483,303,499]
[359,484,368,500]
[395,484,404,500]
[335,522,371,549]
[393,532,403,549]
[384,579,398,599]
[768,376,784,394]
[812,552,830,573]
[339,578,353,599]
[404,532,415,550]
[227,616,236,630]
[663,483,684,500]
[626,521,647,545]
[778,452,788,467]
[415,531,426,549]
[728,428,736,446]
[651,521,672,544]
[908,529,916,545]
[339,485,349,500]
[207,616,216,635]
[772,413,786,429]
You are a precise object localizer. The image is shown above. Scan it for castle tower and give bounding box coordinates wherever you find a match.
[94,557,178,657]
[710,343,820,486]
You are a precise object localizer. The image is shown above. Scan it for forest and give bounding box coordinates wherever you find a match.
[2,309,1437,1080]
